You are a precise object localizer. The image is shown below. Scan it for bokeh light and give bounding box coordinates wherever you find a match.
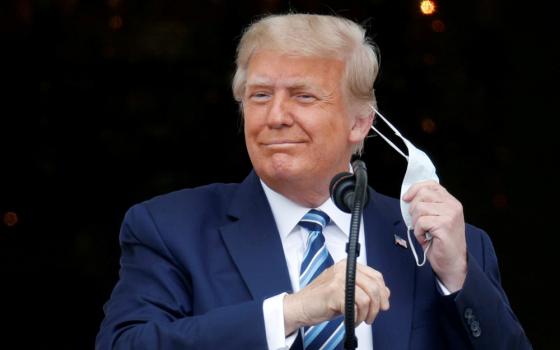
[109,15,123,30]
[107,0,122,9]
[421,118,437,134]
[431,19,446,32]
[423,53,436,65]
[420,0,437,15]
[3,211,19,227]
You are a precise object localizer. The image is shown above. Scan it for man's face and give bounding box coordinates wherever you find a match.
[242,50,367,204]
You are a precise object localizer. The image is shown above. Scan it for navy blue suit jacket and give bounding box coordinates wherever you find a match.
[96,171,531,349]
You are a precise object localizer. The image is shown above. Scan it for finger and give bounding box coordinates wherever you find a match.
[413,215,430,241]
[410,202,448,224]
[354,286,371,325]
[354,266,389,305]
[408,187,447,211]
[332,259,347,273]
[409,191,464,224]
[413,215,446,242]
[402,180,440,202]
[356,263,385,283]
[410,201,439,218]
[380,286,390,311]
[355,272,390,324]
[412,204,460,232]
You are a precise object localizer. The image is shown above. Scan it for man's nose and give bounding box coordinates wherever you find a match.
[267,94,293,128]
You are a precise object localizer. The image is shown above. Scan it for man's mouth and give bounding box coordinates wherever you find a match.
[262,140,306,146]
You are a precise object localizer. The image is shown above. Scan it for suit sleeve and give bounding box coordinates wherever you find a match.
[440,227,533,349]
[95,203,269,350]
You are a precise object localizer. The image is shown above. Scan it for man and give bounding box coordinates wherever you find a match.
[96,14,531,349]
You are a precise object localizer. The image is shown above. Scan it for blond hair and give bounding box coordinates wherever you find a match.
[232,14,380,154]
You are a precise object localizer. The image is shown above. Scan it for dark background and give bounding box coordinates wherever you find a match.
[1,0,557,348]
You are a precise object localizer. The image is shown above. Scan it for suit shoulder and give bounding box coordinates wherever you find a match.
[142,182,238,214]
[465,222,495,258]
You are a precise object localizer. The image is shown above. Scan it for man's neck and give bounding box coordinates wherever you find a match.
[261,179,330,208]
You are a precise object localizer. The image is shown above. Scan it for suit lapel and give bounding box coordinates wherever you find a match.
[364,188,415,350]
[219,172,293,300]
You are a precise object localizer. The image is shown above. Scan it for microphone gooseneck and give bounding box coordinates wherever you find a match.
[329,160,369,350]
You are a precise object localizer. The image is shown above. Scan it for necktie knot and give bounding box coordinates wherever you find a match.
[298,209,330,233]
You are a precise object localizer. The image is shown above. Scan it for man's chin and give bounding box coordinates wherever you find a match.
[256,159,307,185]
[259,167,301,184]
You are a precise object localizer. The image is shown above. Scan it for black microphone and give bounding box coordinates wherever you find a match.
[329,166,369,213]
[329,172,354,213]
[329,160,370,350]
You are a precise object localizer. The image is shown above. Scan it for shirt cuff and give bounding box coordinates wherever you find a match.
[263,293,297,350]
[436,278,453,295]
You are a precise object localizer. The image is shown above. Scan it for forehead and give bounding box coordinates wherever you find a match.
[245,50,345,89]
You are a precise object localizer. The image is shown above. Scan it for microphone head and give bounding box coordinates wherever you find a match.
[329,172,355,213]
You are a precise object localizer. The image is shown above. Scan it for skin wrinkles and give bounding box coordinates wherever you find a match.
[242,50,372,207]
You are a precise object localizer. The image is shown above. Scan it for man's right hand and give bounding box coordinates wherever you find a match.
[283,259,390,335]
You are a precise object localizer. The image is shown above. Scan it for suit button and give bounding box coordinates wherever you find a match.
[464,308,474,325]
[470,320,481,338]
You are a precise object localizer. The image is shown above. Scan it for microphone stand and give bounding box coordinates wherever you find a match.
[343,160,368,350]
[329,160,369,349]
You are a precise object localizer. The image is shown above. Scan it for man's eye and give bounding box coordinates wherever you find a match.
[250,92,271,101]
[296,94,317,102]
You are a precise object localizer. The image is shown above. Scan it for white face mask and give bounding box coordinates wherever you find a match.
[370,107,439,267]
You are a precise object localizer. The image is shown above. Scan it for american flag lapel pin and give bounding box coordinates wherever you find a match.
[394,234,408,249]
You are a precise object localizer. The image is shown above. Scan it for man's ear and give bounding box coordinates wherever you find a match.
[349,110,374,144]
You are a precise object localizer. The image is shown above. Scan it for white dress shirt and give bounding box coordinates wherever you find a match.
[260,180,374,350]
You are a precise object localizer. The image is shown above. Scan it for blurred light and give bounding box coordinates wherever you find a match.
[109,15,123,30]
[421,118,436,134]
[60,0,78,16]
[423,53,436,65]
[3,212,19,227]
[17,0,33,24]
[493,194,509,209]
[107,0,122,9]
[431,19,446,32]
[420,0,437,15]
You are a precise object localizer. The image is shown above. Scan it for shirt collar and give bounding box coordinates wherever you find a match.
[260,179,351,240]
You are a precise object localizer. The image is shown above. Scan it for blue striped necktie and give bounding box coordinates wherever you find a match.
[298,209,344,350]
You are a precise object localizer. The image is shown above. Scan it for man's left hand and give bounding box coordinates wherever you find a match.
[403,180,467,293]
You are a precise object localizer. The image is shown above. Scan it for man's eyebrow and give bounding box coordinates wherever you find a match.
[245,76,274,87]
[246,76,317,90]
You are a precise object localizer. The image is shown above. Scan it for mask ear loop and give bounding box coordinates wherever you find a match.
[369,105,433,267]
[407,229,432,267]
[370,106,408,160]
